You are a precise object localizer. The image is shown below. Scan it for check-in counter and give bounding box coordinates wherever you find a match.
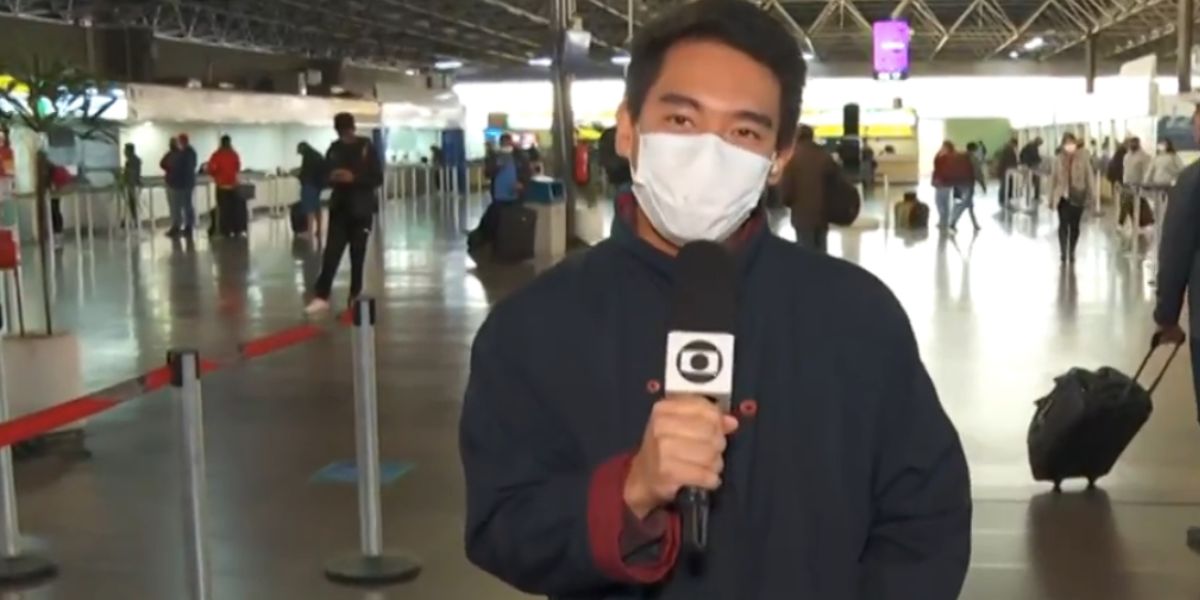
[874,154,920,185]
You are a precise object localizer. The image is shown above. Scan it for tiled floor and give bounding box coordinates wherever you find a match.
[1,188,1198,599]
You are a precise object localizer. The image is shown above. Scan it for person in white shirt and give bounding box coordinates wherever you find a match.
[1121,137,1152,229]
[1146,139,1185,187]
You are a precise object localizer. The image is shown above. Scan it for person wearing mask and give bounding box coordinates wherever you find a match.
[459,2,971,598]
[122,143,142,231]
[777,124,860,252]
[206,135,243,237]
[997,138,1019,207]
[1019,137,1044,202]
[1049,133,1094,264]
[1154,104,1200,422]
[166,134,198,238]
[1146,138,1184,187]
[1121,137,1152,231]
[296,142,327,239]
[305,113,383,314]
[950,141,986,233]
[467,133,532,255]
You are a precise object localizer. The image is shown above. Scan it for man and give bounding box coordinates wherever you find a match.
[296,142,327,239]
[468,133,531,255]
[166,133,198,237]
[459,2,971,599]
[1155,104,1200,418]
[1121,137,1152,231]
[777,125,860,252]
[1019,136,1043,201]
[305,113,382,314]
[207,135,243,237]
[997,137,1019,206]
[122,143,142,230]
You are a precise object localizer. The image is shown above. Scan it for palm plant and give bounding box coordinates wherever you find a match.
[0,56,117,336]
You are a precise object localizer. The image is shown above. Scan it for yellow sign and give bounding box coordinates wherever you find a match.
[814,124,915,138]
[0,75,29,95]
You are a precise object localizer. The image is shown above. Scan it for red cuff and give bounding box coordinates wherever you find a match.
[586,452,680,583]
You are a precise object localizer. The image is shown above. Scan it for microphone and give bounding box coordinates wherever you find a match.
[664,241,737,554]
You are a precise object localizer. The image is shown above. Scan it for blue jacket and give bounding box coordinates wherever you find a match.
[167,146,198,189]
[460,203,972,599]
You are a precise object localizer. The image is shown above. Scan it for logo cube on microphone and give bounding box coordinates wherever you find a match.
[666,332,735,408]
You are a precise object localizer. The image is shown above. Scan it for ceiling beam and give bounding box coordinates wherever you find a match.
[930,0,985,58]
[380,0,541,51]
[765,0,818,58]
[989,0,1055,57]
[1042,0,1172,58]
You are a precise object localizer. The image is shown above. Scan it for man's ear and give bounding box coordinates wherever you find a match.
[616,101,635,160]
[767,140,795,186]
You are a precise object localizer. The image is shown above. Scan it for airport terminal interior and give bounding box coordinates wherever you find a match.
[1,0,1200,598]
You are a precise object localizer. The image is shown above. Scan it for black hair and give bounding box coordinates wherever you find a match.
[966,142,978,151]
[499,133,513,145]
[624,0,805,150]
[796,124,814,142]
[334,112,356,132]
[220,135,232,148]
[1161,138,1176,153]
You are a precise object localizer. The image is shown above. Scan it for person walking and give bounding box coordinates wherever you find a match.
[949,142,986,233]
[1019,137,1044,201]
[305,113,383,314]
[296,142,327,239]
[206,135,243,237]
[997,138,1019,207]
[1049,133,1094,264]
[122,143,142,231]
[777,124,860,252]
[1146,138,1185,187]
[933,141,972,230]
[1121,137,1152,232]
[166,134,198,238]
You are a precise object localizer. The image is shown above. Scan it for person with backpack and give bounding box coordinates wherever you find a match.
[304,113,382,315]
[1049,133,1094,264]
[777,124,860,252]
[467,133,531,255]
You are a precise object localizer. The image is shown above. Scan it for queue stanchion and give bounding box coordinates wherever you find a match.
[169,349,212,600]
[325,297,421,586]
[0,312,56,584]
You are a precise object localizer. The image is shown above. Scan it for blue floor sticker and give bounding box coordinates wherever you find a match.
[311,460,415,485]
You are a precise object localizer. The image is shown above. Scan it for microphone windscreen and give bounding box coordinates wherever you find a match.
[669,241,737,333]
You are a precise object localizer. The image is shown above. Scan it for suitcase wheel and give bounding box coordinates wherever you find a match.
[1052,480,1063,493]
[1086,477,1097,490]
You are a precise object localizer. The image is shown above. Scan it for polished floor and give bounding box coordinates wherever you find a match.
[1,187,1198,599]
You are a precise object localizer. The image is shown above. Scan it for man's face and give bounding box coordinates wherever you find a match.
[616,39,793,185]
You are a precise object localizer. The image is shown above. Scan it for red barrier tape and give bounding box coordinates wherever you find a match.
[0,318,344,448]
[0,397,117,448]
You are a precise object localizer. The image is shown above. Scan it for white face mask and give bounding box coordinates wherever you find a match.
[631,132,773,246]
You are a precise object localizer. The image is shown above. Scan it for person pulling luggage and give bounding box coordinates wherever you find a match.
[467,133,532,257]
[304,113,382,315]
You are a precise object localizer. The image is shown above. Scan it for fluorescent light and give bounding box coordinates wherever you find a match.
[611,54,631,66]
[1023,36,1045,51]
[802,52,815,61]
[405,68,419,76]
[528,57,553,68]
[434,60,463,70]
[1009,50,1020,59]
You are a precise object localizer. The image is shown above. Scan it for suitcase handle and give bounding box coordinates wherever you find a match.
[1129,333,1185,397]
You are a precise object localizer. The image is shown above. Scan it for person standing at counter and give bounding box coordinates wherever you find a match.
[207,135,244,237]
[305,113,382,315]
[166,134,198,238]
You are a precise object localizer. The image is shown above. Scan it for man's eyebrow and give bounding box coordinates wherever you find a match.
[658,92,702,110]
[657,92,774,129]
[733,110,774,130]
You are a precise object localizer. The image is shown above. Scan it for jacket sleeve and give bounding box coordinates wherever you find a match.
[357,142,383,190]
[460,315,679,596]
[1155,166,1200,326]
[861,305,972,599]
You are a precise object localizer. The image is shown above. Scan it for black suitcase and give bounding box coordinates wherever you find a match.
[494,204,536,262]
[289,203,308,234]
[217,190,249,235]
[1028,338,1182,491]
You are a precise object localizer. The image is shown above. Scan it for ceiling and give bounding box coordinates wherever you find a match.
[0,0,1192,69]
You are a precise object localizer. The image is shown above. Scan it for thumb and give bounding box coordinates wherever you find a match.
[722,415,739,435]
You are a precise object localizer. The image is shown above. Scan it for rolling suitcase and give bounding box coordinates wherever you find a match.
[494,204,536,263]
[1028,337,1182,491]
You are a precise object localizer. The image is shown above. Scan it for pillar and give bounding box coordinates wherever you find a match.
[1085,35,1097,94]
[551,0,579,240]
[1179,0,1194,93]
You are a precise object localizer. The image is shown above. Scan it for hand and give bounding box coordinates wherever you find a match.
[1155,323,1186,346]
[623,395,739,519]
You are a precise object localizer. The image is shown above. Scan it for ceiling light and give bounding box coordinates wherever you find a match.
[434,60,463,71]
[1009,50,1020,59]
[1023,36,1045,51]
[611,54,631,66]
[405,68,419,76]
[528,57,553,68]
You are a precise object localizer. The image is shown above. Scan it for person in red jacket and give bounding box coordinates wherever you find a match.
[206,135,243,237]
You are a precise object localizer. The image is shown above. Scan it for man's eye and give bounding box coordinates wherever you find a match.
[734,128,762,140]
[667,115,693,128]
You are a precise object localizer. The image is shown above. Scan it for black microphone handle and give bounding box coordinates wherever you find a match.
[677,486,709,553]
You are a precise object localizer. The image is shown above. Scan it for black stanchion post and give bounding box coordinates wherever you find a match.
[0,312,55,584]
[325,297,421,586]
[169,349,212,600]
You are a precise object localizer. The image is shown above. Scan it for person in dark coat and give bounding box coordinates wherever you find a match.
[459,2,972,599]
[296,142,327,238]
[776,124,860,252]
[997,137,1019,206]
[166,133,198,237]
[1155,103,1200,419]
[1019,137,1044,201]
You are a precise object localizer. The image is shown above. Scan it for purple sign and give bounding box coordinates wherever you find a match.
[873,20,911,80]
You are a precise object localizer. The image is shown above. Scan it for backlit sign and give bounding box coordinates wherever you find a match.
[873,20,911,80]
